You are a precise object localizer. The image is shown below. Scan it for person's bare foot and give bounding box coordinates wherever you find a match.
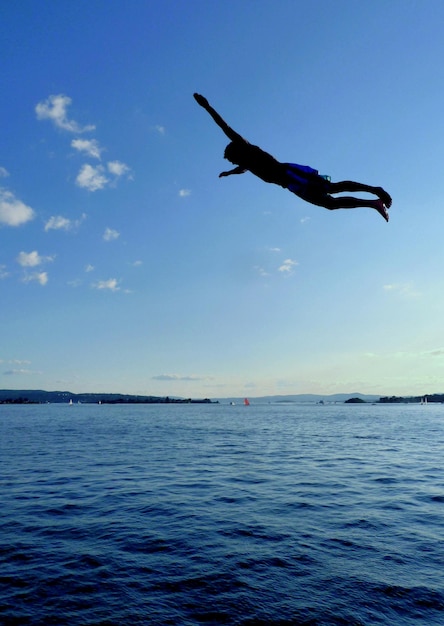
[375,199,389,222]
[377,187,392,208]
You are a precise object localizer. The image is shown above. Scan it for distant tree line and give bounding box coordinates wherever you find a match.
[0,389,217,404]
[344,395,444,404]
[379,394,444,403]
[0,397,39,404]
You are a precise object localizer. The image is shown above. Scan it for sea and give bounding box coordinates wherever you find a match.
[1,401,443,625]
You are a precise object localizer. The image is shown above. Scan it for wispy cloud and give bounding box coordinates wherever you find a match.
[67,279,82,288]
[278,258,299,273]
[147,124,166,135]
[44,213,86,232]
[17,250,54,267]
[3,368,41,376]
[18,252,50,285]
[421,348,444,358]
[254,266,270,277]
[152,373,213,382]
[35,94,95,133]
[85,264,94,273]
[363,348,444,361]
[71,138,103,159]
[92,278,120,291]
[103,227,120,242]
[254,251,299,279]
[178,189,191,197]
[0,264,9,279]
[383,282,420,297]
[22,272,49,286]
[0,188,35,226]
[0,166,9,178]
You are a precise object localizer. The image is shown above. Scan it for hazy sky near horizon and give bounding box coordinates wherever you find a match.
[2,0,444,398]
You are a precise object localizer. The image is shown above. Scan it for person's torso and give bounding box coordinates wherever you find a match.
[240,143,286,185]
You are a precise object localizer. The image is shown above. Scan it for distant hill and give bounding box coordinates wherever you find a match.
[0,389,214,404]
[1,389,380,405]
[2,389,442,406]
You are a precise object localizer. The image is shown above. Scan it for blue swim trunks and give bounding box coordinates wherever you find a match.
[285,163,330,196]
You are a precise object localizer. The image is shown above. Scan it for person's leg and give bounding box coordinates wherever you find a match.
[317,194,389,221]
[328,181,392,207]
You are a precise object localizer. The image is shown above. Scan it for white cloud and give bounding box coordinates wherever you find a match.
[0,188,35,226]
[155,125,165,135]
[132,260,143,267]
[17,251,54,267]
[0,264,9,279]
[254,265,270,277]
[421,348,444,358]
[67,279,82,288]
[103,227,120,242]
[18,253,52,284]
[71,138,102,159]
[22,272,48,286]
[383,283,420,297]
[44,213,86,232]
[152,373,212,381]
[76,162,131,192]
[300,217,311,224]
[45,216,71,231]
[76,164,108,191]
[0,167,9,178]
[179,189,191,197]
[3,367,41,376]
[278,258,299,273]
[85,264,94,273]
[35,94,95,133]
[93,278,120,291]
[107,160,131,178]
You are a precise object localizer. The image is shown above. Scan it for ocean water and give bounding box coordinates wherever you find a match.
[0,402,443,625]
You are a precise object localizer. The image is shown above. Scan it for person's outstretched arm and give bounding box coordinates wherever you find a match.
[219,165,247,178]
[194,93,243,143]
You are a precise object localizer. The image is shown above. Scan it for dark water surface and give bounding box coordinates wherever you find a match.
[1,402,443,625]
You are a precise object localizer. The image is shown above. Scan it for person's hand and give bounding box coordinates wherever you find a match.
[193,93,209,108]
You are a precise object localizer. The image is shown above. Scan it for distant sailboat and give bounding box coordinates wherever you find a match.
[244,398,250,406]
[69,399,73,405]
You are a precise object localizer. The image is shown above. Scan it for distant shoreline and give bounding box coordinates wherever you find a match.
[0,389,443,405]
[0,390,216,405]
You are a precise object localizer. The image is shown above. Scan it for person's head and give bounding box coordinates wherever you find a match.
[224,141,246,166]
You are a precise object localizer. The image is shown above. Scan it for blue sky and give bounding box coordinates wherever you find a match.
[2,0,444,398]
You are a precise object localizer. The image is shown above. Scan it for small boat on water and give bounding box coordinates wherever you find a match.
[244,398,250,406]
